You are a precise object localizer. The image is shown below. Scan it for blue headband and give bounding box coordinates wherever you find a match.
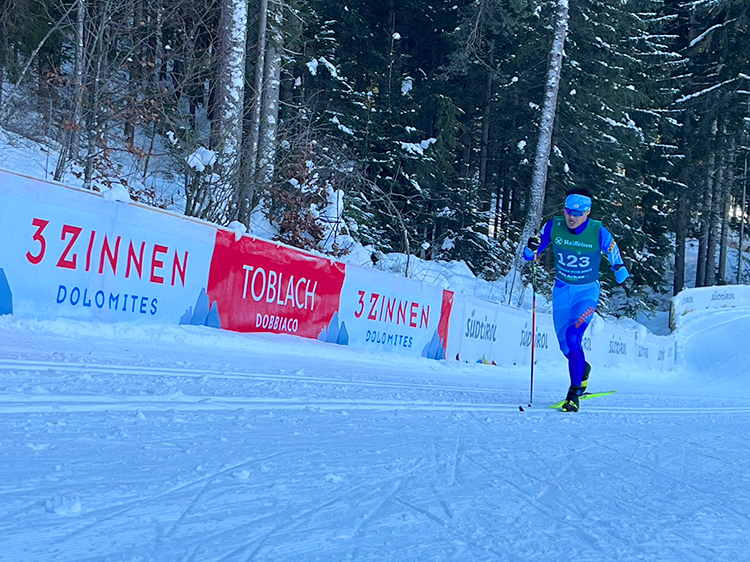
[565,194,592,213]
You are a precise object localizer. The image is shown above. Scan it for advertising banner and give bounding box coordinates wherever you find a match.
[206,230,346,339]
[523,311,566,365]
[672,285,750,319]
[336,265,453,359]
[635,331,676,371]
[0,170,215,324]
[446,294,655,370]
[583,320,636,369]
[0,167,676,369]
[447,294,675,373]
[447,294,504,364]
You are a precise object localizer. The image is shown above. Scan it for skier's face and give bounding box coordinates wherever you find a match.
[565,208,590,229]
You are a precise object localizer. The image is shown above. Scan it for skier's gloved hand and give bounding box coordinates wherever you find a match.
[614,262,630,284]
[527,236,541,252]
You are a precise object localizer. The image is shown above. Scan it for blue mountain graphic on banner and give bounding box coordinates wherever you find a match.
[421,330,446,360]
[0,268,12,315]
[318,312,349,345]
[180,288,221,328]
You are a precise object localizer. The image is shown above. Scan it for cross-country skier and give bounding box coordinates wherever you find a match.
[524,187,629,412]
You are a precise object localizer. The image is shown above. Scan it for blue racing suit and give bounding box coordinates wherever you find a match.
[523,217,629,386]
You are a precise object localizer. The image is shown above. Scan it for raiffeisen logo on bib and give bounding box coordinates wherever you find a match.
[558,238,594,249]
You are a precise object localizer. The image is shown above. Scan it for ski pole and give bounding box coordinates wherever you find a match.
[529,255,537,407]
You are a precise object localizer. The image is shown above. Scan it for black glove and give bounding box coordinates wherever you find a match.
[527,236,540,252]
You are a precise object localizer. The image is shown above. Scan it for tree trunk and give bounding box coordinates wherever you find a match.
[673,186,687,295]
[461,130,473,230]
[123,0,141,145]
[696,119,719,287]
[493,178,502,238]
[241,0,270,223]
[386,3,396,106]
[215,0,248,222]
[72,0,85,159]
[256,0,282,189]
[706,158,723,286]
[510,0,569,304]
[479,56,493,205]
[695,154,714,288]
[0,5,6,105]
[53,0,85,182]
[141,0,163,180]
[152,0,163,91]
[84,0,111,189]
[718,137,735,283]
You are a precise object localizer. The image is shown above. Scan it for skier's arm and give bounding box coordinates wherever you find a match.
[600,227,629,283]
[523,221,553,261]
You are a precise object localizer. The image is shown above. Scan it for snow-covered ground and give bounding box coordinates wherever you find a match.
[1,306,750,561]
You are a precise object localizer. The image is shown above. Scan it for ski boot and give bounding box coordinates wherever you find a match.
[561,384,585,412]
[580,362,591,393]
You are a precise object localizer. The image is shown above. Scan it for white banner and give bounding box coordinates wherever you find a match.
[335,265,453,359]
[447,292,675,372]
[636,331,676,371]
[672,285,750,324]
[0,169,216,324]
[586,320,636,368]
[448,294,503,364]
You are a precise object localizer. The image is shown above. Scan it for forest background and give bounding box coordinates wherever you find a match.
[1,0,749,317]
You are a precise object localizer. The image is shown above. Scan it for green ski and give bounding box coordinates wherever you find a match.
[549,390,617,409]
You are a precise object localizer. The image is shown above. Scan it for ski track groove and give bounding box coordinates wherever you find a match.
[213,532,268,562]
[544,432,742,559]
[392,495,504,559]
[236,483,384,561]
[179,511,280,562]
[571,434,750,560]
[59,451,293,544]
[580,433,750,526]
[6,391,750,416]
[462,451,623,558]
[0,359,509,397]
[165,479,213,539]
[449,437,460,487]
[207,459,429,562]
[0,500,44,524]
[4,358,750,416]
[343,478,405,562]
[665,530,725,562]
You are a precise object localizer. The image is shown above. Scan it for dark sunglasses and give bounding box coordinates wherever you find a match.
[564,208,585,217]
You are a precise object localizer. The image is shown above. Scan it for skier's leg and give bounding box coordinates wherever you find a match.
[560,319,592,412]
[564,326,591,386]
[567,347,587,386]
[552,281,572,357]
[564,282,601,386]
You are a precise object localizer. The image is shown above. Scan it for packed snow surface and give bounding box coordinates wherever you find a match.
[1,307,750,561]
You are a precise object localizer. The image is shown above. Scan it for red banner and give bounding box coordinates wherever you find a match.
[207,231,346,338]
[437,289,454,359]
